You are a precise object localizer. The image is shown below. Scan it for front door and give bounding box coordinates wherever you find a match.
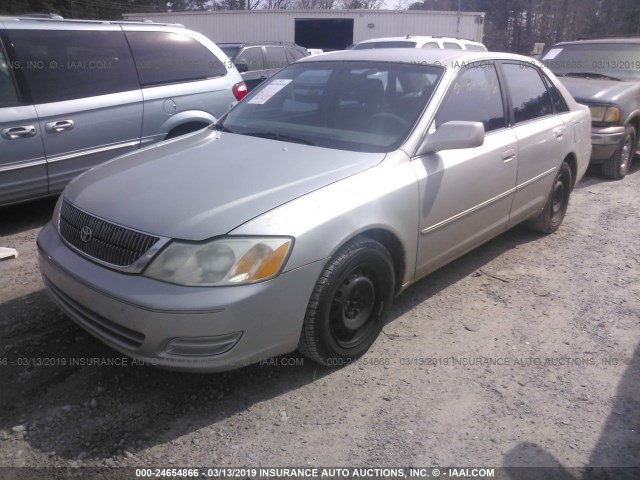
[0,43,47,205]
[414,61,518,276]
[5,26,143,195]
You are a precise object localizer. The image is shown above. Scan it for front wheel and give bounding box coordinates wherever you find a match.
[298,237,395,366]
[526,161,572,234]
[601,124,635,180]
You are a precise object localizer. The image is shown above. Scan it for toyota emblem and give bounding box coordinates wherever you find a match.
[80,226,93,243]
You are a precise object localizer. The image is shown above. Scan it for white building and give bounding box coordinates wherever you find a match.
[123,9,485,50]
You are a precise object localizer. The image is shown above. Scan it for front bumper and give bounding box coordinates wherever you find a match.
[590,125,625,163]
[37,222,325,372]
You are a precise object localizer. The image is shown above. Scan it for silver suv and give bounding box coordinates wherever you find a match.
[0,16,246,206]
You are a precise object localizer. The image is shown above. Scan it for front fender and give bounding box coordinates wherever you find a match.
[230,150,420,287]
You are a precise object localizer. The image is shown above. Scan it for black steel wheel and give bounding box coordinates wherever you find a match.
[526,161,572,234]
[602,124,635,180]
[298,237,395,366]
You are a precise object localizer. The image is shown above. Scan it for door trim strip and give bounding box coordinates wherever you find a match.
[420,166,556,235]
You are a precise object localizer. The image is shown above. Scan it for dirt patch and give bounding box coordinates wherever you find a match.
[0,167,638,474]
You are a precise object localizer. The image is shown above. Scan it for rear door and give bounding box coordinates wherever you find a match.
[264,46,290,79]
[5,24,143,194]
[498,61,568,227]
[123,28,232,143]
[0,35,48,205]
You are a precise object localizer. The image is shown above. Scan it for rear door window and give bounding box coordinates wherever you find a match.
[501,62,554,123]
[443,42,462,49]
[5,29,138,104]
[541,71,569,113]
[237,47,264,72]
[264,47,289,70]
[288,47,306,61]
[125,31,226,86]
[465,44,487,51]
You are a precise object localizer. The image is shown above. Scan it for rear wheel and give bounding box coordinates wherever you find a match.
[298,237,395,366]
[526,161,572,234]
[601,124,635,180]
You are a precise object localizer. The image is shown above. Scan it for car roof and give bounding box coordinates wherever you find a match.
[554,37,640,45]
[298,48,525,67]
[358,36,482,44]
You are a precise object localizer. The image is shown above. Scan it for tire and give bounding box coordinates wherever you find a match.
[526,161,572,234]
[298,237,395,366]
[601,124,635,180]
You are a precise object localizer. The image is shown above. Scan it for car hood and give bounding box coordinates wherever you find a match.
[556,76,639,104]
[64,129,385,240]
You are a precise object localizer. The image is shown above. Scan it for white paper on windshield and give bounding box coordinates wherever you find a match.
[542,48,562,60]
[248,79,292,104]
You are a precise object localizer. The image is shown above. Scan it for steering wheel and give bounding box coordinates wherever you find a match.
[366,112,410,132]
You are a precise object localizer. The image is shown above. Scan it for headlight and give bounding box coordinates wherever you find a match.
[589,105,620,123]
[144,237,293,286]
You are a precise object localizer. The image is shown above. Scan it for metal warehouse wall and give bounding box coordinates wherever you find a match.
[122,10,485,45]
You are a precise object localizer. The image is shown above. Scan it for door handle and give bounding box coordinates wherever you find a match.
[45,120,75,133]
[1,125,36,140]
[502,149,516,163]
[259,76,267,81]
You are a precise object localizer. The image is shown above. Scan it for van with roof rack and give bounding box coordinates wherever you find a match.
[0,15,246,206]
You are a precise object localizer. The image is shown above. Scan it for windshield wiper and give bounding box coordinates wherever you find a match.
[557,72,623,81]
[243,131,315,146]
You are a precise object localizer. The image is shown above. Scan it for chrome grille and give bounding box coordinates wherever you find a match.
[59,200,159,267]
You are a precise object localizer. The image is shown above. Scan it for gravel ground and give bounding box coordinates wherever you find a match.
[0,165,638,478]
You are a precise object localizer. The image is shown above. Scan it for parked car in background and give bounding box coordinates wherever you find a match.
[353,35,487,51]
[0,16,246,207]
[218,41,309,92]
[38,49,590,372]
[542,38,640,179]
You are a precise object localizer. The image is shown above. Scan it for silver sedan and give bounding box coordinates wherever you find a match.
[37,49,592,372]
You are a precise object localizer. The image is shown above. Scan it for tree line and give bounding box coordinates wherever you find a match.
[2,0,640,53]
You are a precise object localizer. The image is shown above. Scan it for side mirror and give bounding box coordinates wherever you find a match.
[236,62,249,73]
[417,121,485,156]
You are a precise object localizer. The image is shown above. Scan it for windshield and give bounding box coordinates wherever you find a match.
[542,43,640,81]
[217,61,443,153]
[353,41,418,50]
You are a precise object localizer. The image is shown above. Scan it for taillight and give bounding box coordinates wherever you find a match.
[232,82,248,101]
